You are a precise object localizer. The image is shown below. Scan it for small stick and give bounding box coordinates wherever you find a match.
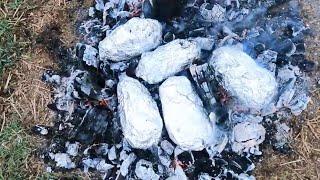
[280,159,303,166]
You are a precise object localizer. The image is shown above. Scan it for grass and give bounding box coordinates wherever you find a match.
[0,0,31,76]
[0,119,31,179]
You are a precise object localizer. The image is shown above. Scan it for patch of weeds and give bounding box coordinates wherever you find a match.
[0,120,31,179]
[0,0,31,76]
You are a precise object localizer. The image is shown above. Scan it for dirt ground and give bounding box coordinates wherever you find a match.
[0,0,319,179]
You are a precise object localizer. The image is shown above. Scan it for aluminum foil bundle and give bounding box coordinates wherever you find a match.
[159,76,218,151]
[99,17,162,62]
[117,75,163,149]
[136,39,201,84]
[209,46,278,112]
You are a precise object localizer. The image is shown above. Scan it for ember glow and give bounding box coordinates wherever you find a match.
[34,0,314,179]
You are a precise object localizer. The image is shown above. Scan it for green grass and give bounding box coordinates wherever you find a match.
[0,120,31,179]
[0,0,29,76]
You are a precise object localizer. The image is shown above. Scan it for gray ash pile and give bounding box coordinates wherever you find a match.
[34,0,315,179]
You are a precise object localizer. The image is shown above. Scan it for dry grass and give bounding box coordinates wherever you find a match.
[0,0,91,178]
[0,0,319,179]
[255,0,320,179]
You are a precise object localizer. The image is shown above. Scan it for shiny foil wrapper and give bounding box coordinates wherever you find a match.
[117,75,163,149]
[159,76,218,151]
[99,17,162,62]
[209,46,278,112]
[136,39,201,84]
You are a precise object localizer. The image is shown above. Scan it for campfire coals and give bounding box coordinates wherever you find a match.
[33,0,314,179]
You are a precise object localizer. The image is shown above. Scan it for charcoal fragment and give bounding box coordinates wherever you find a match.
[74,107,112,144]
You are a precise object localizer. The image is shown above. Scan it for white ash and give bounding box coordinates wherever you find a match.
[82,158,113,173]
[135,159,160,180]
[66,142,80,157]
[119,149,129,161]
[33,125,49,135]
[136,39,201,84]
[159,76,219,151]
[95,0,105,11]
[77,43,98,68]
[206,134,228,157]
[108,146,117,161]
[190,37,215,51]
[51,70,85,118]
[276,65,300,84]
[230,113,263,124]
[255,50,278,75]
[198,173,213,180]
[99,17,162,62]
[231,122,266,155]
[89,7,95,17]
[101,0,142,22]
[160,140,175,155]
[42,73,61,85]
[166,166,187,180]
[120,152,136,176]
[49,153,76,169]
[226,171,256,180]
[275,123,292,149]
[200,3,226,22]
[209,46,278,113]
[158,148,172,167]
[275,65,310,115]
[117,74,163,149]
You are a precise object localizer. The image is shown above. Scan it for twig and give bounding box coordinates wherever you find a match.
[280,159,303,166]
[0,112,6,132]
[4,72,12,90]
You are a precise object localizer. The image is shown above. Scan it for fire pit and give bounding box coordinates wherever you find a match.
[33,0,315,179]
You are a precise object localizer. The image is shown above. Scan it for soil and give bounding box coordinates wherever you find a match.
[0,0,319,179]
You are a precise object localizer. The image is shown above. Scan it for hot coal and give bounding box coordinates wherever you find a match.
[34,0,316,179]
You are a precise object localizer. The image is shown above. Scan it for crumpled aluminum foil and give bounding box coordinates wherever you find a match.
[99,17,162,62]
[136,39,201,84]
[209,46,278,112]
[117,75,163,149]
[231,121,266,155]
[159,76,218,151]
